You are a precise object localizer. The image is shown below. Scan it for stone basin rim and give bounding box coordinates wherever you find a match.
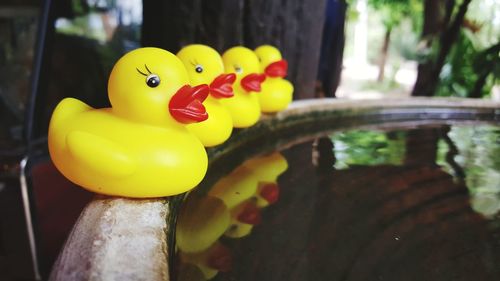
[49,97,500,281]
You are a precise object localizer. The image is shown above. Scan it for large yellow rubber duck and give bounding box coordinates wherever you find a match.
[221,46,266,128]
[48,47,210,198]
[177,44,236,147]
[254,45,293,113]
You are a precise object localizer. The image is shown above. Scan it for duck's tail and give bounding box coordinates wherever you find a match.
[49,98,93,129]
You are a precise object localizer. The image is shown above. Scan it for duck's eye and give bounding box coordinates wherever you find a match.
[234,66,243,73]
[195,65,203,73]
[146,74,160,88]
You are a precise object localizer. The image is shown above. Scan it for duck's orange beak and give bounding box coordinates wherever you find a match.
[236,202,262,225]
[265,59,288,78]
[259,182,280,204]
[207,244,232,272]
[209,73,236,98]
[241,73,266,92]
[169,84,209,124]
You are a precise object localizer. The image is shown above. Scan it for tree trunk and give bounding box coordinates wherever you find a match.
[377,26,391,82]
[431,0,472,87]
[412,0,472,96]
[243,0,328,99]
[441,126,465,180]
[411,0,447,96]
[469,71,490,98]
[142,0,328,100]
[317,0,348,98]
[404,127,440,166]
[142,0,245,53]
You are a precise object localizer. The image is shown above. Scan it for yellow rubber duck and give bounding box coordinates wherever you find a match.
[254,45,293,113]
[177,44,236,147]
[48,47,210,198]
[221,46,266,128]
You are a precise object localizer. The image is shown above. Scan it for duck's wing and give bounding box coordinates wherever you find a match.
[66,131,136,178]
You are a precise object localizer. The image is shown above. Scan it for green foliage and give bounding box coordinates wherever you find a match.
[436,30,499,97]
[71,0,88,15]
[392,20,421,61]
[360,79,400,92]
[368,0,421,29]
[473,42,500,84]
[437,125,500,217]
[436,30,477,97]
[330,130,406,169]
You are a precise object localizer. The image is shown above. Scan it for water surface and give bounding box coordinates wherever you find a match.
[175,123,500,281]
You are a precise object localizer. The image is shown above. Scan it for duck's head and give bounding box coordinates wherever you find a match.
[222,46,266,93]
[177,44,236,99]
[108,47,209,127]
[254,45,288,78]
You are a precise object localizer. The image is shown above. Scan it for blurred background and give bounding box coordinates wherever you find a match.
[0,0,498,280]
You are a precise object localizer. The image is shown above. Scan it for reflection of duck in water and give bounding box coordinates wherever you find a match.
[176,196,233,280]
[48,47,209,197]
[224,199,262,238]
[242,152,288,207]
[208,152,288,208]
[208,152,288,238]
[179,242,232,280]
[176,196,230,253]
[177,152,288,279]
[177,44,236,147]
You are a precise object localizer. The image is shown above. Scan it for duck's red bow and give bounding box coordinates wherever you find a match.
[241,73,266,92]
[210,73,236,98]
[265,59,288,78]
[169,84,209,124]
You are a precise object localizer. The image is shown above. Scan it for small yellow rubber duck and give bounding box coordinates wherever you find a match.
[48,47,210,198]
[221,46,266,128]
[177,44,236,147]
[254,45,293,113]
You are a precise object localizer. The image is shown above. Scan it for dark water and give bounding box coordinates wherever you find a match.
[175,124,500,281]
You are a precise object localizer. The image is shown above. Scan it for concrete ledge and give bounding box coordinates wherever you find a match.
[49,197,169,281]
[285,97,500,111]
[49,98,499,281]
